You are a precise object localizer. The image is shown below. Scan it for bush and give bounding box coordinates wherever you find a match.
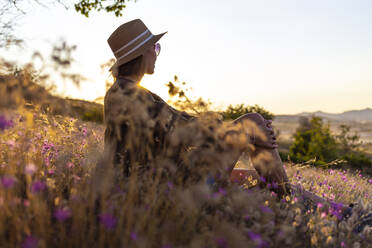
[221,104,274,121]
[289,116,338,163]
[288,116,372,174]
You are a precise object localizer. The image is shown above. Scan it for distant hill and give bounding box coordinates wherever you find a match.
[0,73,104,123]
[276,108,372,122]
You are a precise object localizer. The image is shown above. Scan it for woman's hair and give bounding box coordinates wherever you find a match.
[112,55,145,79]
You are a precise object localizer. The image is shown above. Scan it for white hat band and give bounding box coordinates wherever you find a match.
[114,29,150,56]
[116,33,154,61]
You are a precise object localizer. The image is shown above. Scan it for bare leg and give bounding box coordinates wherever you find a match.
[231,113,290,196]
[247,146,290,196]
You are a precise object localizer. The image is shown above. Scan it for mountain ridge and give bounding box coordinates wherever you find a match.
[277,108,372,121]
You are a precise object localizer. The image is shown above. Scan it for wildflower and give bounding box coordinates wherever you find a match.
[244,214,250,221]
[271,182,279,190]
[41,141,55,155]
[259,176,266,183]
[247,231,268,248]
[216,237,227,248]
[54,207,72,222]
[0,116,13,131]
[23,200,30,207]
[22,235,39,248]
[167,181,174,190]
[100,213,117,230]
[30,181,46,193]
[341,175,347,182]
[130,232,138,241]
[82,126,88,136]
[260,205,273,214]
[1,175,16,189]
[24,163,37,175]
[66,162,74,169]
[218,187,227,196]
[368,179,372,184]
[341,241,345,247]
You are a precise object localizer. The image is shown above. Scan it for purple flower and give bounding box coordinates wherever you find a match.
[259,176,266,183]
[247,231,268,248]
[22,235,39,248]
[331,202,344,210]
[167,181,174,190]
[30,181,46,193]
[341,175,348,182]
[130,232,138,241]
[100,213,117,230]
[24,163,37,175]
[244,214,250,221]
[368,179,372,184]
[216,237,227,248]
[1,175,16,189]
[218,187,227,196]
[260,205,273,214]
[271,181,278,189]
[41,141,55,155]
[82,127,88,136]
[54,208,72,222]
[0,116,13,131]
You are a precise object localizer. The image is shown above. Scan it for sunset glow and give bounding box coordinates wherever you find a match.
[1,0,372,114]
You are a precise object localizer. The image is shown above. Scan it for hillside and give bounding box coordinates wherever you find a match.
[277,108,372,122]
[0,73,104,122]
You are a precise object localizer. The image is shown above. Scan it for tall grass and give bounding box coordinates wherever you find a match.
[0,65,371,247]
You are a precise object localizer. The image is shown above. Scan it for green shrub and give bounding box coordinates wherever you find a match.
[287,116,372,174]
[220,104,274,121]
[289,116,338,164]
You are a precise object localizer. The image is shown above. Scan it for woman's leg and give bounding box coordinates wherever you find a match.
[246,146,290,197]
[231,112,290,196]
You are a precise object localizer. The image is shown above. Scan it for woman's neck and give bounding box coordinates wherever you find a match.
[119,74,144,84]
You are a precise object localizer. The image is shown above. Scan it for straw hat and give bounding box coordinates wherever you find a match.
[107,19,167,71]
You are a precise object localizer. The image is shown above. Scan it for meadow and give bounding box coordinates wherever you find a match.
[0,106,371,248]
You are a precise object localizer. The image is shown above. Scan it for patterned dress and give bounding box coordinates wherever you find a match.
[103,76,244,185]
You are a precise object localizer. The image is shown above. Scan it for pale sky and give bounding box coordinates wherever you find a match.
[2,0,372,114]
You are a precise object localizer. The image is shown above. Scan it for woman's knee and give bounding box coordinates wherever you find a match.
[233,113,265,125]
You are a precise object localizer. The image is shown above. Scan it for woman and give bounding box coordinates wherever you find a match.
[103,19,290,197]
[105,19,288,193]
[103,20,372,232]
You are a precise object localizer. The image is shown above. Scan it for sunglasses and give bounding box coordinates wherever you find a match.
[154,43,161,56]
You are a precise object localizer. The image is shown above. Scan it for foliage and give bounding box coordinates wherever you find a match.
[289,116,338,163]
[166,75,213,115]
[288,116,372,174]
[166,76,274,121]
[74,0,137,17]
[221,104,275,121]
[0,58,101,123]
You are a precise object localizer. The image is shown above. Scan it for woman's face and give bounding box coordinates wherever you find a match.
[142,43,158,75]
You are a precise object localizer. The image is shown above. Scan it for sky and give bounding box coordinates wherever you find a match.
[2,0,372,115]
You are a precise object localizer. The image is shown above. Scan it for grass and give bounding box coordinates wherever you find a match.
[0,107,371,248]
